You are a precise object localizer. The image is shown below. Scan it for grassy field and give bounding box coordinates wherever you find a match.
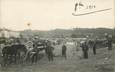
[0,44,114,72]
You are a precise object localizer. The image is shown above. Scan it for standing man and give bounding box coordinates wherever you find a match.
[80,40,89,59]
[62,44,67,59]
[93,38,97,55]
[105,33,112,50]
[107,35,112,50]
[46,42,54,61]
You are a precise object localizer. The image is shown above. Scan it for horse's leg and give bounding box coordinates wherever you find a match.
[13,54,15,64]
[2,54,7,67]
[5,54,8,66]
[31,54,35,64]
[27,52,33,65]
[23,51,29,64]
[35,53,38,63]
[48,54,50,61]
[8,55,11,65]
[18,54,21,64]
[12,54,14,64]
[21,53,24,64]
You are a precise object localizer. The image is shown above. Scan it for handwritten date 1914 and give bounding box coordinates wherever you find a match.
[86,5,96,9]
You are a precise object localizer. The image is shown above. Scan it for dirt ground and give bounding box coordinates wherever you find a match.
[0,44,114,72]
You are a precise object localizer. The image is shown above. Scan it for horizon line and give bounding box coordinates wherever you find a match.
[0,27,114,32]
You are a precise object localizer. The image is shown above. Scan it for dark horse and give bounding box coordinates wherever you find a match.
[2,44,27,66]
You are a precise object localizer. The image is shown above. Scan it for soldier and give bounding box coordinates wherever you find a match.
[105,33,112,50]
[93,38,97,55]
[107,35,112,50]
[33,37,38,49]
[62,44,67,59]
[45,42,54,61]
[80,40,89,59]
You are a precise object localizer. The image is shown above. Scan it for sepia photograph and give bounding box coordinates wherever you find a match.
[0,0,115,72]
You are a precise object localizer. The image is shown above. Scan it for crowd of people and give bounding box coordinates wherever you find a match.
[0,33,113,67]
[80,33,113,59]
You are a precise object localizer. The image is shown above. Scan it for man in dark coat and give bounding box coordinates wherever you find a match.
[80,41,89,59]
[93,38,98,55]
[45,42,54,61]
[93,41,97,55]
[107,35,112,50]
[62,44,67,59]
[105,33,112,50]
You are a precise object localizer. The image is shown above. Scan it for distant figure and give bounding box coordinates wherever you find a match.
[75,41,79,51]
[45,43,54,61]
[93,38,97,55]
[62,44,67,59]
[107,35,112,50]
[80,41,89,59]
[104,33,112,50]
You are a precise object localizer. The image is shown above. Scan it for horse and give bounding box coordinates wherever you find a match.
[2,44,27,66]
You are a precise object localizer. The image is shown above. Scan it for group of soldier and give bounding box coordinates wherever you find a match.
[80,33,113,59]
[45,32,113,61]
[0,37,64,65]
[0,33,113,67]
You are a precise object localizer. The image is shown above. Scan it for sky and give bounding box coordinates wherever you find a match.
[0,0,114,31]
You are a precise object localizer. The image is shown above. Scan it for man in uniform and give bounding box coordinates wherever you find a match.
[45,42,54,61]
[107,35,112,50]
[62,44,67,59]
[80,40,89,59]
[105,33,112,50]
[93,37,97,55]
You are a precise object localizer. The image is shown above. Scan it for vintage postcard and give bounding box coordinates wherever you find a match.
[0,0,115,72]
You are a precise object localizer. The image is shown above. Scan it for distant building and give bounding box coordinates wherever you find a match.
[0,28,20,38]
